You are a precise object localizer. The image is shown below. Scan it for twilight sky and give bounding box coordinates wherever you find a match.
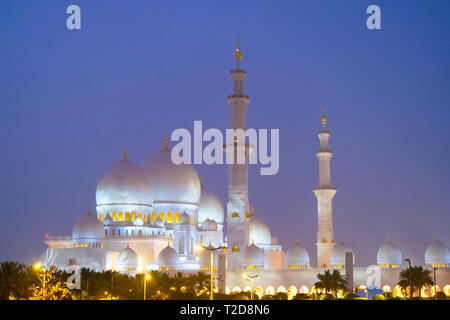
[0,1,449,267]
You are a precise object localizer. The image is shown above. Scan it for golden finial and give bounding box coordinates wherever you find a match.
[386,236,391,244]
[295,240,300,246]
[87,207,91,216]
[123,144,128,162]
[251,238,255,246]
[167,241,170,247]
[251,207,254,216]
[163,130,169,151]
[434,236,439,243]
[321,105,327,127]
[199,175,202,186]
[234,35,242,68]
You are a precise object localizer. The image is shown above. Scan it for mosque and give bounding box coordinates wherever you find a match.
[40,40,450,298]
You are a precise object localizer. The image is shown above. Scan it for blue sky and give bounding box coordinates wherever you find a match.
[0,1,449,266]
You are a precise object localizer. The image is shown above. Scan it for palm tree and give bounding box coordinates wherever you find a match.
[398,266,433,298]
[314,269,348,297]
[0,261,26,299]
[193,271,210,294]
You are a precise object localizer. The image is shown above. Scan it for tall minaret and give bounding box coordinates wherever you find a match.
[313,106,337,268]
[225,37,251,258]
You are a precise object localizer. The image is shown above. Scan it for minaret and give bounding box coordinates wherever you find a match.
[225,37,251,258]
[313,106,337,268]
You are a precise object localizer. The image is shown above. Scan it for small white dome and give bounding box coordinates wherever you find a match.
[201,218,218,231]
[377,238,402,266]
[243,244,265,267]
[116,246,138,271]
[157,245,179,268]
[198,185,224,225]
[133,216,144,226]
[154,217,164,228]
[141,148,200,205]
[179,212,190,225]
[425,238,450,266]
[103,215,114,226]
[72,210,104,240]
[248,216,271,246]
[331,242,355,266]
[285,242,310,267]
[96,157,153,209]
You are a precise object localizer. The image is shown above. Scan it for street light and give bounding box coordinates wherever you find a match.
[243,273,260,300]
[433,268,437,300]
[34,262,47,296]
[404,258,412,299]
[197,242,226,300]
[143,274,151,300]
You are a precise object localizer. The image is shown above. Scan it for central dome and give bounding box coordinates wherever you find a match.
[248,215,271,246]
[96,151,154,218]
[141,148,200,206]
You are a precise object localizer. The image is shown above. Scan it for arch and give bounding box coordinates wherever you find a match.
[225,286,231,295]
[288,286,297,300]
[232,286,241,293]
[431,285,440,296]
[167,212,173,223]
[118,212,123,221]
[152,212,156,221]
[138,230,142,236]
[299,285,309,294]
[277,286,286,293]
[112,212,116,221]
[382,285,391,293]
[444,285,450,296]
[358,285,367,292]
[243,285,252,292]
[254,286,264,298]
[125,212,130,221]
[265,286,274,295]
[175,212,180,223]
[394,285,403,297]
[159,212,165,221]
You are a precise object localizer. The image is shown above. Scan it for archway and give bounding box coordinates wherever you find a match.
[276,286,286,293]
[255,286,264,298]
[232,286,241,293]
[382,285,391,293]
[444,285,450,296]
[299,285,309,294]
[288,286,297,300]
[265,286,274,295]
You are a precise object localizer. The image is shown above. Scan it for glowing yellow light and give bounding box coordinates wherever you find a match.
[145,274,151,280]
[196,244,204,251]
[33,263,42,270]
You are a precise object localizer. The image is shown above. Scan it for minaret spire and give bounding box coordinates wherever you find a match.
[123,144,128,162]
[313,106,336,268]
[225,37,252,268]
[161,130,170,151]
[234,35,242,69]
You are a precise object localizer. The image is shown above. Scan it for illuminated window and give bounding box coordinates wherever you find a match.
[265,286,274,295]
[152,212,156,221]
[175,212,180,223]
[159,212,165,221]
[167,212,173,223]
[125,212,130,221]
[118,212,123,221]
[277,286,286,293]
[288,286,297,299]
[299,285,309,294]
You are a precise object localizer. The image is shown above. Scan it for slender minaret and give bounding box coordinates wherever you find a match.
[313,106,337,268]
[225,37,251,257]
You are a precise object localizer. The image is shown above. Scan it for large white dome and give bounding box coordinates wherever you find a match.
[425,238,449,266]
[72,210,104,240]
[157,245,179,268]
[198,185,224,226]
[285,242,310,267]
[377,238,402,266]
[248,215,271,246]
[96,154,153,216]
[243,244,265,267]
[141,148,200,206]
[331,242,355,267]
